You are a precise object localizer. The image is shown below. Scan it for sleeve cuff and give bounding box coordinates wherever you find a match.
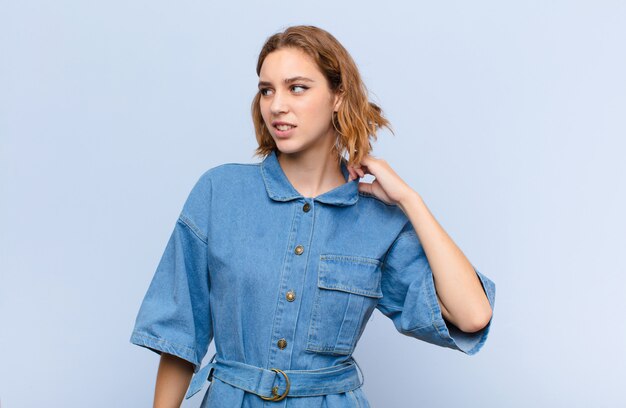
[421,266,496,355]
[129,331,202,373]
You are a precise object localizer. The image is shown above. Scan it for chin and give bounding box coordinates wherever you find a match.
[273,139,303,154]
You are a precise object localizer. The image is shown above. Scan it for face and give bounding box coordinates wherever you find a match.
[258,47,342,156]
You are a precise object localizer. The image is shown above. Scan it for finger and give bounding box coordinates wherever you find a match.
[351,167,362,181]
[361,155,380,171]
[358,181,373,195]
[347,166,358,181]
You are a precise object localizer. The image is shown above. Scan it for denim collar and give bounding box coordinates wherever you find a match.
[261,150,359,206]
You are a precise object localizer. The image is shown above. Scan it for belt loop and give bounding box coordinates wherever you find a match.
[185,353,217,400]
[352,357,365,387]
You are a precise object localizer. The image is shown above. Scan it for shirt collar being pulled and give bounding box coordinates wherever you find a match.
[260,150,359,206]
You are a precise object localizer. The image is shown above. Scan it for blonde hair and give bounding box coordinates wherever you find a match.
[251,25,394,166]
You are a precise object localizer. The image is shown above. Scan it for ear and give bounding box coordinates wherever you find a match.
[333,90,344,112]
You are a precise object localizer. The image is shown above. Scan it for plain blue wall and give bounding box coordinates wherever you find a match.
[1,1,625,407]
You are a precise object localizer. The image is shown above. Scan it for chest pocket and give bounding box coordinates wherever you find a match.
[306,254,383,356]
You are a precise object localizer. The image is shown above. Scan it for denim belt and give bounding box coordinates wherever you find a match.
[185,353,364,401]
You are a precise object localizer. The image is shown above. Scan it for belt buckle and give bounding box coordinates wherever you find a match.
[259,368,290,401]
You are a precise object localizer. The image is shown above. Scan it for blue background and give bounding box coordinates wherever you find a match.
[1,1,625,406]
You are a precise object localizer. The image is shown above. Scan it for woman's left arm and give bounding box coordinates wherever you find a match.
[348,155,493,333]
[395,190,492,333]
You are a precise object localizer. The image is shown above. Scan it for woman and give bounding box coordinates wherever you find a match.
[130,25,496,407]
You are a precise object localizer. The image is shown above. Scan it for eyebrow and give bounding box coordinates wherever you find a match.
[258,76,315,88]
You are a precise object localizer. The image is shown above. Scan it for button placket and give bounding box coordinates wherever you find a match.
[266,199,314,370]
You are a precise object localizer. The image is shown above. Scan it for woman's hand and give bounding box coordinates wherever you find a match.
[347,155,416,206]
[349,156,493,333]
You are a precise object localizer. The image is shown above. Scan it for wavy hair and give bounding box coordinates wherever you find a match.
[251,25,393,166]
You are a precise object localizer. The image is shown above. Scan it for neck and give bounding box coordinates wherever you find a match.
[276,150,346,199]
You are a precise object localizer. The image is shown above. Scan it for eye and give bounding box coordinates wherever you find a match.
[292,85,308,93]
[259,85,308,96]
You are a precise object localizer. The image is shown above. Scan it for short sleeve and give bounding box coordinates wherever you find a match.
[376,223,496,355]
[129,172,214,373]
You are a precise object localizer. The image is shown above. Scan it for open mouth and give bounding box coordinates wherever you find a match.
[274,125,296,131]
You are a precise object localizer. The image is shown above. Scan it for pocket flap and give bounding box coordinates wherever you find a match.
[318,254,383,298]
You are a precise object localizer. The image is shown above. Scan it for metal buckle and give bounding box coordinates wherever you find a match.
[259,368,290,401]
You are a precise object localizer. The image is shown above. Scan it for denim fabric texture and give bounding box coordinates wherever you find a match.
[129,150,496,407]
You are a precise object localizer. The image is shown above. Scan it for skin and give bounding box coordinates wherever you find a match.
[153,352,193,408]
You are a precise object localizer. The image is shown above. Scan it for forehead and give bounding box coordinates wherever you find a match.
[259,48,323,80]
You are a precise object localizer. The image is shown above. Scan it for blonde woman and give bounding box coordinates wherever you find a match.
[130,25,496,407]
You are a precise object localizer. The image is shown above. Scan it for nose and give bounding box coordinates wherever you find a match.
[269,90,289,115]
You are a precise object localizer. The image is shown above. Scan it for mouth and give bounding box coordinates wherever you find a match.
[272,122,297,131]
[275,124,296,130]
[273,123,297,137]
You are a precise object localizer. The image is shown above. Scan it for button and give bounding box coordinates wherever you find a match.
[277,338,287,349]
[286,290,296,302]
[294,245,304,255]
[303,202,311,212]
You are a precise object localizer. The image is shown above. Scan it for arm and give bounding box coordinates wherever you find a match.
[130,171,216,404]
[398,190,492,333]
[153,353,194,408]
[348,156,494,342]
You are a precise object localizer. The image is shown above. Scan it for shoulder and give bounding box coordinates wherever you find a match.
[357,191,400,208]
[355,191,412,239]
[357,191,405,218]
[184,160,260,202]
[180,161,262,231]
[195,161,261,185]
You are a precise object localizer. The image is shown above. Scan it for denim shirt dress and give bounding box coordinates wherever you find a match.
[129,150,496,407]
